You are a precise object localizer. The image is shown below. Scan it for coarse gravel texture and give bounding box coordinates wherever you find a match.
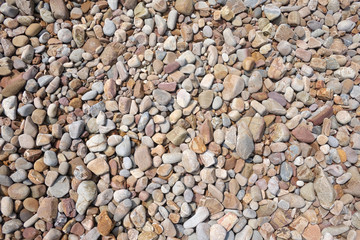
[0,0,360,240]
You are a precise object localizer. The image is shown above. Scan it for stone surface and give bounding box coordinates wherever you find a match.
[0,0,359,238]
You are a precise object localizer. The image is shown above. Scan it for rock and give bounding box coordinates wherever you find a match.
[262,98,286,115]
[235,225,253,240]
[44,150,58,167]
[236,122,254,160]
[336,110,351,124]
[292,126,315,143]
[182,149,200,173]
[2,96,17,120]
[268,57,286,80]
[8,183,30,200]
[162,218,177,237]
[152,0,167,12]
[300,183,316,201]
[210,224,227,240]
[130,205,146,228]
[198,90,214,109]
[175,0,194,15]
[177,89,191,108]
[334,67,356,80]
[2,76,26,98]
[134,145,153,171]
[0,3,19,18]
[343,167,360,197]
[100,42,126,66]
[248,71,263,93]
[337,20,355,32]
[280,162,293,182]
[2,219,23,234]
[1,197,13,217]
[86,134,107,152]
[302,224,322,240]
[222,74,245,101]
[98,211,114,236]
[116,135,131,157]
[50,0,69,19]
[279,193,305,208]
[166,126,187,145]
[76,181,97,215]
[38,197,58,221]
[87,157,109,175]
[58,28,72,43]
[184,207,209,228]
[264,4,281,20]
[43,229,62,240]
[322,225,349,236]
[69,120,85,139]
[153,89,172,105]
[314,166,336,209]
[48,176,70,198]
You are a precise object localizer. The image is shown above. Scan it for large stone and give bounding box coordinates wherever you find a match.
[175,0,194,15]
[183,207,209,228]
[134,145,153,171]
[38,197,58,221]
[314,166,336,210]
[50,0,69,19]
[166,126,187,145]
[292,126,315,143]
[268,57,286,80]
[236,122,254,159]
[100,42,126,66]
[182,149,200,173]
[222,74,245,101]
[76,181,97,215]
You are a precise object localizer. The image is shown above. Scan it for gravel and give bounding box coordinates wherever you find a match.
[0,0,360,239]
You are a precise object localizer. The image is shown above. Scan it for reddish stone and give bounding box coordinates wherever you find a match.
[70,222,85,236]
[104,79,117,99]
[118,97,131,114]
[164,61,180,74]
[308,105,333,125]
[268,92,287,106]
[158,82,177,92]
[23,66,38,80]
[133,81,144,98]
[37,197,58,221]
[302,224,321,240]
[62,198,76,218]
[292,126,316,143]
[199,119,213,144]
[23,227,39,239]
[97,211,114,236]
